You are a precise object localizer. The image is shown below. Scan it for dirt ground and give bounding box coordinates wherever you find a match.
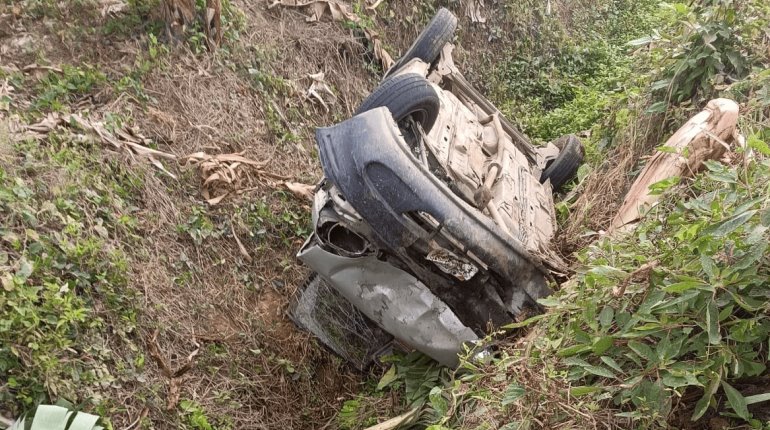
[1,0,386,428]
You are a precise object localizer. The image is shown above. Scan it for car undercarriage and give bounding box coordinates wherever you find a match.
[291,8,583,367]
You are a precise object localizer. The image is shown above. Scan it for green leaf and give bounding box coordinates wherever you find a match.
[747,135,770,156]
[760,206,770,227]
[661,371,692,388]
[569,386,603,397]
[429,386,448,416]
[537,297,562,307]
[592,336,614,355]
[664,280,709,293]
[584,364,616,379]
[692,373,720,421]
[557,344,591,357]
[503,313,547,329]
[16,257,33,281]
[648,176,680,195]
[600,356,624,374]
[628,341,657,363]
[30,405,72,430]
[745,393,770,405]
[501,383,526,407]
[705,210,757,237]
[377,366,398,391]
[645,101,668,114]
[650,79,671,91]
[12,405,102,430]
[721,381,750,420]
[598,306,614,330]
[706,300,721,345]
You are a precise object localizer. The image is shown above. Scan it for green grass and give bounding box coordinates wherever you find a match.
[33,65,106,112]
[0,133,145,419]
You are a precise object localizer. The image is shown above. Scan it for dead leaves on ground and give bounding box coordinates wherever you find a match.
[11,112,302,206]
[305,71,336,112]
[18,112,180,178]
[268,0,394,70]
[284,181,315,200]
[184,151,290,205]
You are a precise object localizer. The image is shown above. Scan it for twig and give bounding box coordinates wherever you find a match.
[612,260,659,297]
[363,408,419,430]
[22,64,63,73]
[147,329,173,378]
[146,330,200,410]
[231,217,253,262]
[124,407,149,430]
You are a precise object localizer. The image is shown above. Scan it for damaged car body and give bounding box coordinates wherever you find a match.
[291,8,584,368]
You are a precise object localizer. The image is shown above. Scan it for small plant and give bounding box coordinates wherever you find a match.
[34,65,106,111]
[645,0,751,111]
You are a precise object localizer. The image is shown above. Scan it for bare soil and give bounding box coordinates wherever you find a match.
[1,1,387,428]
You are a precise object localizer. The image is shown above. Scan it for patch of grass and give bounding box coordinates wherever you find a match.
[33,65,106,112]
[245,66,301,144]
[180,399,220,430]
[114,33,170,104]
[238,194,310,249]
[0,132,145,417]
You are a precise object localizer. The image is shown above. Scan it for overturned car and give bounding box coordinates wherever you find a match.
[291,8,583,367]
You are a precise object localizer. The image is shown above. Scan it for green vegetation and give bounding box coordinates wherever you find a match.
[351,0,770,428]
[0,133,144,421]
[34,66,106,112]
[483,0,659,146]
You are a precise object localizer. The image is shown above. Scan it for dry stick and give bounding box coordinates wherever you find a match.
[123,407,149,430]
[230,216,253,262]
[612,260,659,298]
[146,330,200,410]
[363,408,420,430]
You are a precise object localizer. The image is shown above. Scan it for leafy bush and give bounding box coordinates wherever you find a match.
[532,158,770,426]
[478,0,659,135]
[643,0,769,112]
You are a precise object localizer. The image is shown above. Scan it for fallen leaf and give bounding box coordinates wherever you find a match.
[285,181,315,200]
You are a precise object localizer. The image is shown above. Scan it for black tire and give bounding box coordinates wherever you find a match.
[540,134,584,190]
[386,8,457,76]
[356,73,440,133]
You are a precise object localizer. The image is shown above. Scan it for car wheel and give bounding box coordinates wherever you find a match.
[385,8,457,77]
[356,73,440,133]
[540,134,584,190]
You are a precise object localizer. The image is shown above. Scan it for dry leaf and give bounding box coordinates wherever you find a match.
[269,1,394,70]
[305,72,337,111]
[363,29,394,70]
[465,0,487,23]
[100,0,127,17]
[284,181,315,200]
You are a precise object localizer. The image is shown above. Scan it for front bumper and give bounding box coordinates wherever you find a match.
[297,236,478,367]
